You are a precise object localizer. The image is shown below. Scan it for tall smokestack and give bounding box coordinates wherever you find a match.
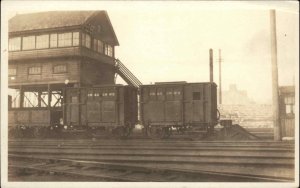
[270,9,281,141]
[219,49,222,104]
[209,49,213,82]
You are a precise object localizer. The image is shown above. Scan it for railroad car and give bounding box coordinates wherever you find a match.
[140,81,219,138]
[64,85,138,137]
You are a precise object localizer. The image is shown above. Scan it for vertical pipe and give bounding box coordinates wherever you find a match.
[209,49,213,82]
[219,49,222,104]
[270,9,281,141]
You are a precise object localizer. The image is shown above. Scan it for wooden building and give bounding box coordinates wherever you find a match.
[8,11,120,127]
[279,86,295,139]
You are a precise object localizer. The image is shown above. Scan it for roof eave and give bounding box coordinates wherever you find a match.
[103,11,119,46]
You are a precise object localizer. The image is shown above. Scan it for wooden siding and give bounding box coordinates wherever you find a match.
[8,59,80,86]
[65,86,137,127]
[140,83,217,127]
[8,109,50,127]
[80,60,115,86]
[281,118,295,137]
[279,86,295,138]
[9,47,115,65]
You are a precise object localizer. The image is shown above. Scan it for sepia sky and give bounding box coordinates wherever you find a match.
[2,1,299,104]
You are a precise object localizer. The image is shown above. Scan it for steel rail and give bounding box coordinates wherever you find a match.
[9,154,293,182]
[8,150,294,166]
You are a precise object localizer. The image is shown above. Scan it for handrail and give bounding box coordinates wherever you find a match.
[114,59,142,88]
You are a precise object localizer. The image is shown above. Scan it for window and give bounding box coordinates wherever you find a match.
[97,40,103,53]
[10,89,21,108]
[23,92,39,108]
[72,32,79,46]
[50,34,58,48]
[108,92,115,97]
[53,65,67,73]
[82,33,91,48]
[284,96,295,114]
[105,44,113,57]
[58,32,72,47]
[93,39,97,51]
[87,90,93,98]
[9,37,21,51]
[22,36,36,50]
[40,92,49,107]
[284,96,294,105]
[36,34,49,49]
[108,45,113,57]
[9,68,17,76]
[193,92,201,100]
[28,67,41,75]
[102,92,108,97]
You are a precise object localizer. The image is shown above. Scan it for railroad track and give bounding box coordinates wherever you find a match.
[8,139,295,181]
[9,154,293,182]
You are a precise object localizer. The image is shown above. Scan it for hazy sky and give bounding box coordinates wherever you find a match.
[2,1,299,104]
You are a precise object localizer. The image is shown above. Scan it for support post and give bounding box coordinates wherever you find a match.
[19,85,24,108]
[270,9,281,141]
[48,84,51,109]
[209,49,213,83]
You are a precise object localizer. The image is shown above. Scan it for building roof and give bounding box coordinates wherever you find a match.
[279,86,295,94]
[9,11,119,45]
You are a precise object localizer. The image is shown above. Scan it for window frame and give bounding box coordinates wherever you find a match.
[22,35,36,50]
[50,33,58,48]
[58,32,72,47]
[53,64,67,74]
[9,37,21,51]
[72,32,80,46]
[9,68,17,76]
[28,66,41,75]
[36,34,50,49]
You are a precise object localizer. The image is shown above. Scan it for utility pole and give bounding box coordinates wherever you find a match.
[218,49,222,104]
[209,49,213,82]
[270,9,281,141]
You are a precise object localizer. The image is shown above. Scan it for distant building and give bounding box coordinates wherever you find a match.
[279,86,295,139]
[222,84,254,105]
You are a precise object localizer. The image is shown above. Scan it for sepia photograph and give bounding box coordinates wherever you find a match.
[1,1,299,188]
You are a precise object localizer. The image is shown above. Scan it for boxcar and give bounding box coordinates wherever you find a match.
[64,85,138,137]
[140,82,218,138]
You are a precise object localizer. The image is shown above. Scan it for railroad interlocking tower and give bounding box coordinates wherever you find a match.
[8,11,119,127]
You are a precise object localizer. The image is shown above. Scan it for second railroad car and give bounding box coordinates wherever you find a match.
[140,82,218,138]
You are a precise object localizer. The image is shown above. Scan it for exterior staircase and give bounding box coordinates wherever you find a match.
[115,59,142,88]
